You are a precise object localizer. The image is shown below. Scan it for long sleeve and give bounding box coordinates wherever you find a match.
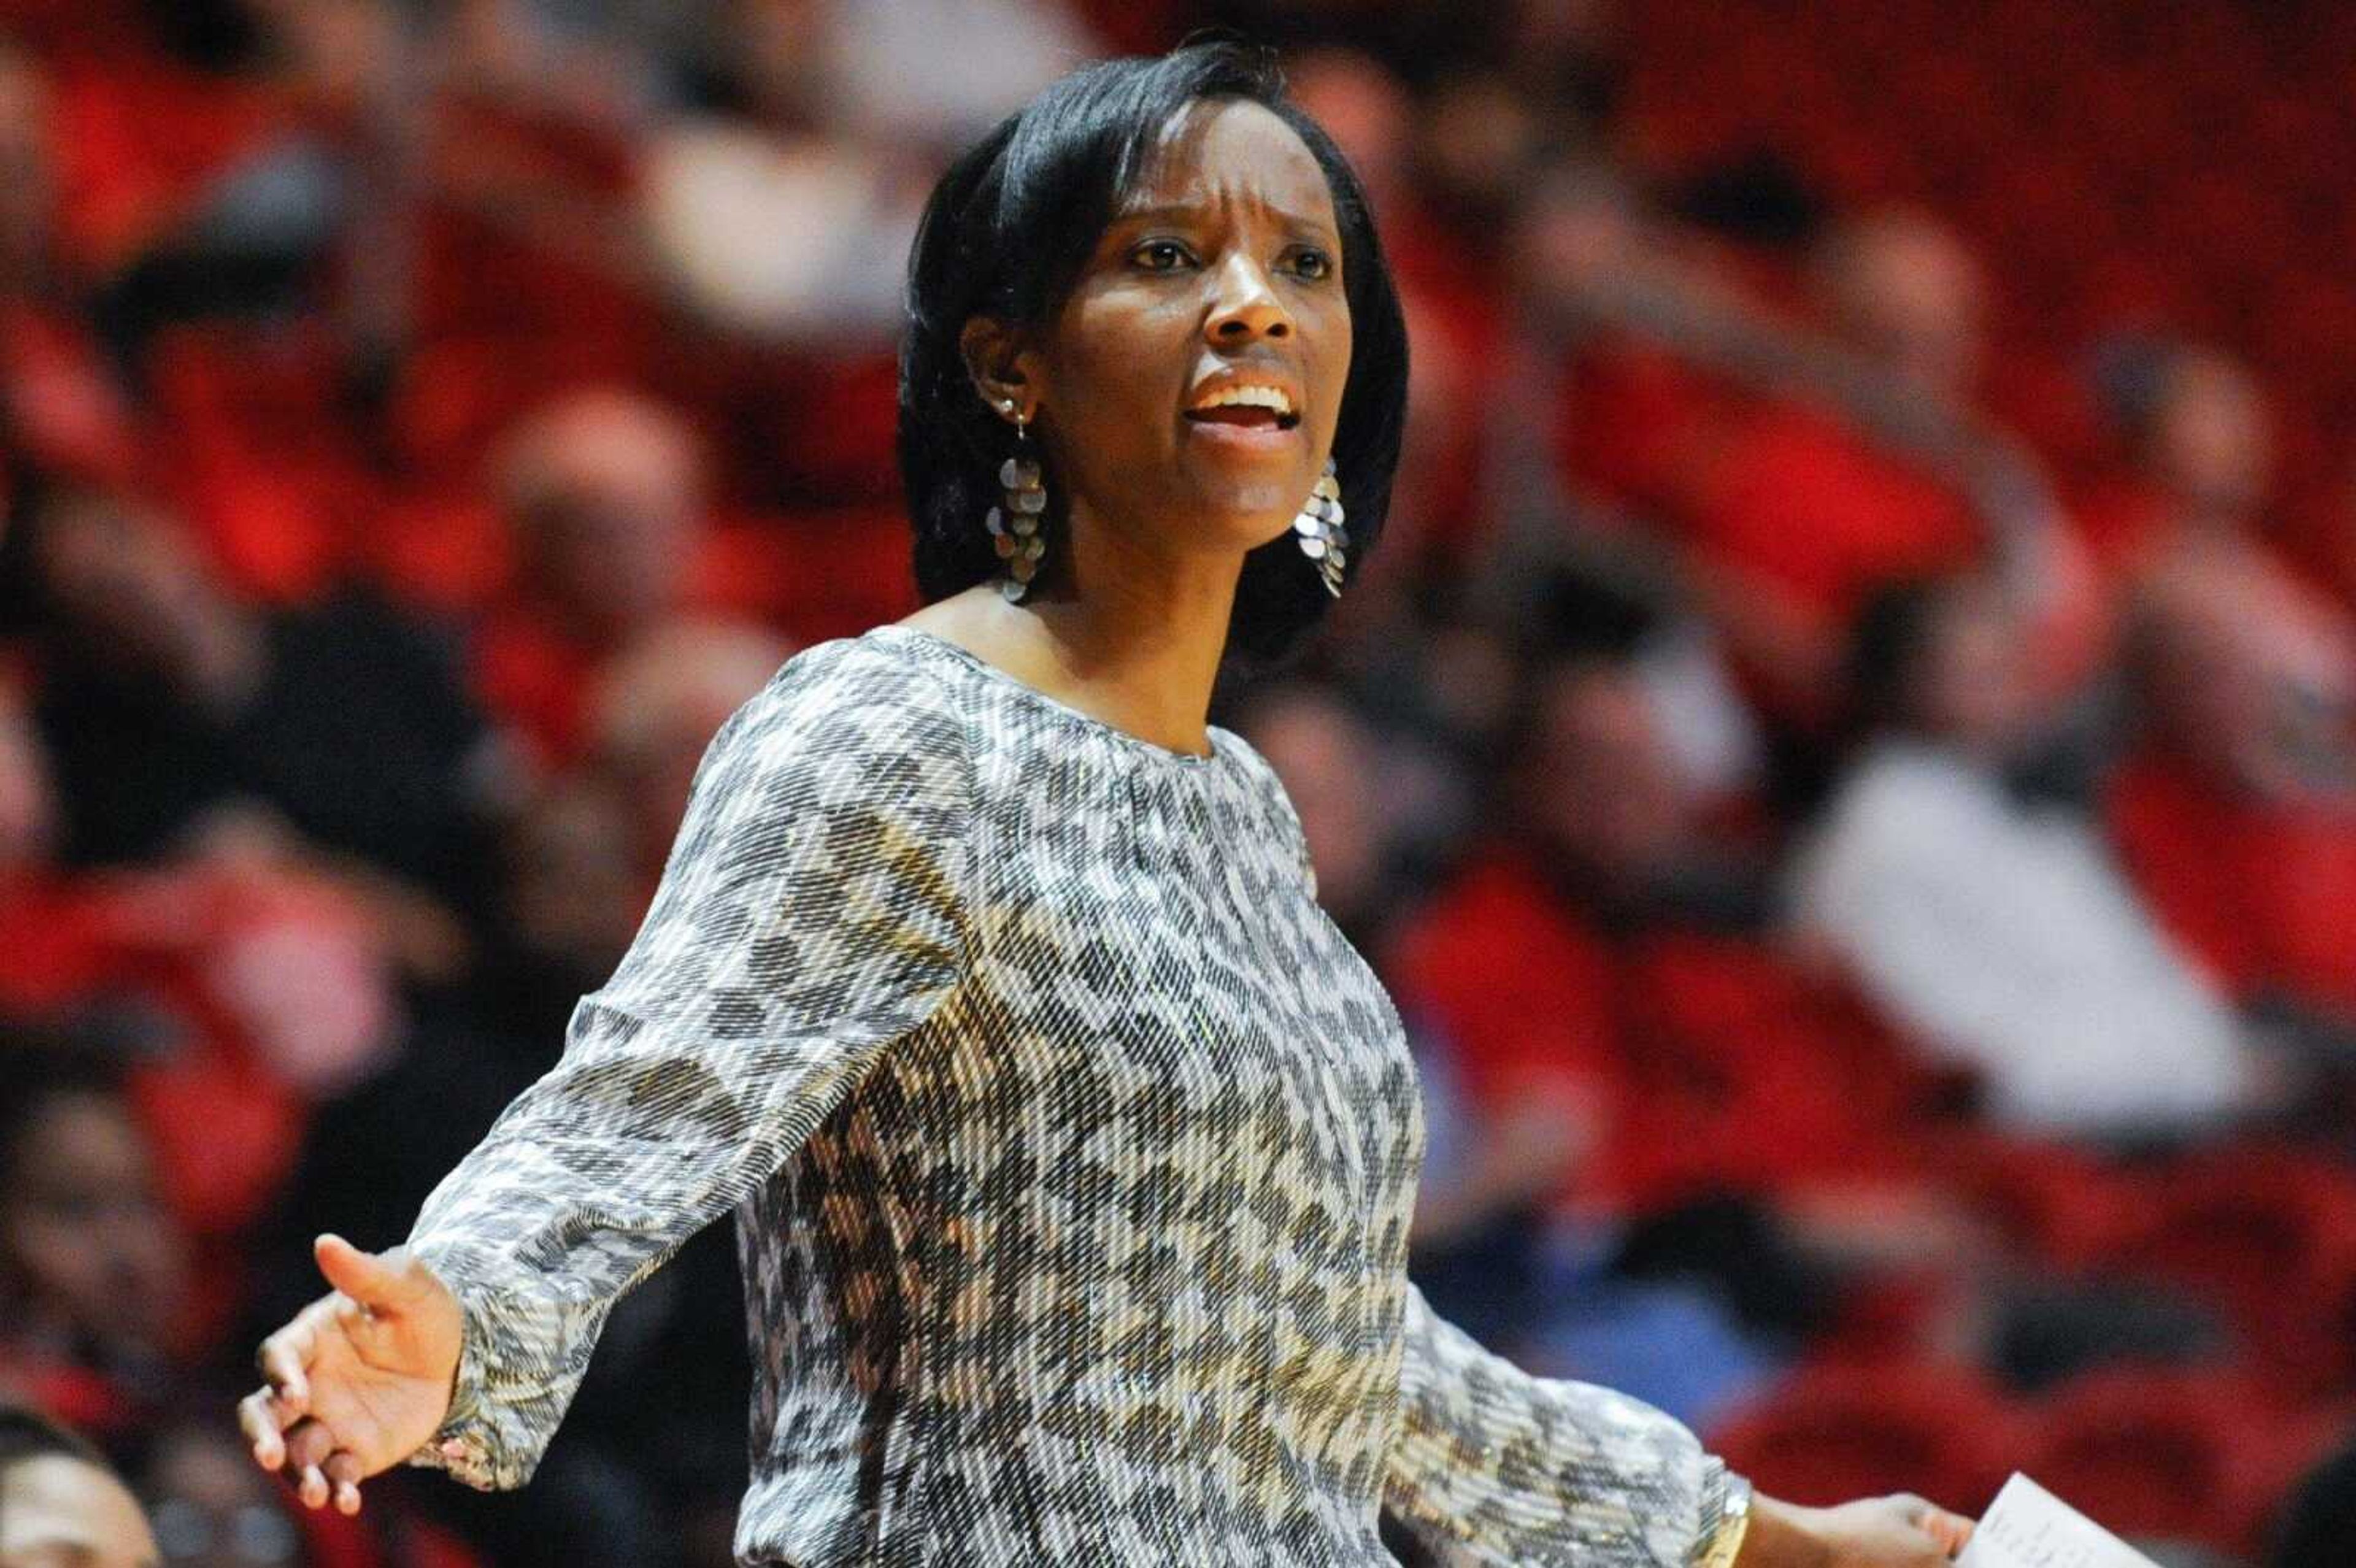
[404,644,974,1490]
[1382,1284,1751,1567]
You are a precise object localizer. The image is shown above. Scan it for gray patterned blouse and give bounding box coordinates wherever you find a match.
[403,623,1752,1566]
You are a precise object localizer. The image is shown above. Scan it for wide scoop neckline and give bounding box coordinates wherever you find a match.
[865,623,1227,768]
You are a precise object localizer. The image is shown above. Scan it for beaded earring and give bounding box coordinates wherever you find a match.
[986,401,1046,602]
[1292,458,1348,597]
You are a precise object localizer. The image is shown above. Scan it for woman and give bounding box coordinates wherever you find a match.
[239,43,1974,1566]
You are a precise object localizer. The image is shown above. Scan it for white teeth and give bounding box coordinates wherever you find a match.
[1191,384,1293,416]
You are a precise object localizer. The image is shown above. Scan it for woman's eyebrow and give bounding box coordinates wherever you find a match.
[1112,201,1340,240]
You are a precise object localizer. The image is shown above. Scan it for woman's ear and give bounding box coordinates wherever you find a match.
[960,316,1037,423]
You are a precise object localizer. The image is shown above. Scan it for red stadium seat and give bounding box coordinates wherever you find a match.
[2022,1366,2343,1558]
[1706,1361,2021,1514]
[1909,1129,2137,1270]
[2087,1150,2356,1394]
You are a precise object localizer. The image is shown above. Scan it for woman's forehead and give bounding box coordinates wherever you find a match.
[1120,99,1336,233]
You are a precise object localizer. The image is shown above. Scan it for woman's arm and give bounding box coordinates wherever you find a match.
[1736,1494,1974,1567]
[244,643,974,1503]
[1380,1286,1973,1566]
[1382,1282,1750,1565]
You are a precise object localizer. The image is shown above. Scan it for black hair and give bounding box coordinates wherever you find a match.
[1491,558,1665,778]
[2087,333,2192,456]
[0,1402,123,1556]
[896,39,1411,680]
[0,1039,125,1194]
[1844,577,1961,740]
[0,1401,110,1475]
[2276,1430,2356,1568]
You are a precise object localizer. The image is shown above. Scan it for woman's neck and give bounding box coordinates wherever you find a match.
[901,519,1242,758]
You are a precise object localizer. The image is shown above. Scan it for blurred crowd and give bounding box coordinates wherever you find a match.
[7,1,2356,1564]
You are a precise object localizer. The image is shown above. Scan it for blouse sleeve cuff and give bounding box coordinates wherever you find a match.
[398,1248,509,1492]
[1692,1470,1754,1568]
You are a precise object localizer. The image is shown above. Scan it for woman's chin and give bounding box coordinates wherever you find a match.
[1177,447,1316,520]
[1184,486,1309,544]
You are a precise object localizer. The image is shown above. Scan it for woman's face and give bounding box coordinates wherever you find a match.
[1010,99,1353,560]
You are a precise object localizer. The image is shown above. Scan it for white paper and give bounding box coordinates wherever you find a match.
[1957,1474,2162,1568]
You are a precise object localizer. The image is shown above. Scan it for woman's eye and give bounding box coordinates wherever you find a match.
[1288,248,1334,281]
[1131,240,1193,271]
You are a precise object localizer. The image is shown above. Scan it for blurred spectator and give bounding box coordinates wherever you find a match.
[246,614,786,1568]
[25,490,506,934]
[641,37,919,347]
[1813,210,1986,406]
[2082,342,2355,797]
[2082,339,2273,574]
[1678,210,1990,721]
[586,615,794,880]
[1247,671,1784,1426]
[2106,545,2356,1026]
[642,0,1099,344]
[468,777,639,1044]
[1790,577,2262,1136]
[1377,580,1915,1416]
[0,40,144,495]
[2130,538,2356,805]
[737,0,1098,152]
[0,1402,160,1568]
[1,664,399,1245]
[0,681,56,878]
[1393,572,1885,1210]
[2088,345,2356,1026]
[135,1408,305,1568]
[0,1047,187,1443]
[1235,679,1399,945]
[1284,48,1412,216]
[471,388,705,771]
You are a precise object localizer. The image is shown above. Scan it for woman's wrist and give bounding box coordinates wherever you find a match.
[1729,1491,1975,1567]
[1731,1496,1833,1568]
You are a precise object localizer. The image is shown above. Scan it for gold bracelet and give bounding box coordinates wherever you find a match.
[1699,1476,1754,1568]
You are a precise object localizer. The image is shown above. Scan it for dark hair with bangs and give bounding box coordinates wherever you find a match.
[0,1401,110,1475]
[897,40,1410,680]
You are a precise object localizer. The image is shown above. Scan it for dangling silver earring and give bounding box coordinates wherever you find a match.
[1292,458,1347,596]
[986,401,1045,602]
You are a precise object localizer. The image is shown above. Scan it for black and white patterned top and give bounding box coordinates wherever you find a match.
[404,623,1752,1566]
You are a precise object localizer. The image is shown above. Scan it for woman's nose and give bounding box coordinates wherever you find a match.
[1204,255,1292,342]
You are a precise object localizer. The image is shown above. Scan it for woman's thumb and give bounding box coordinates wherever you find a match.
[315,1233,401,1307]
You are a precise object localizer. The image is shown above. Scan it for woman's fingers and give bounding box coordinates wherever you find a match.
[237,1388,286,1470]
[283,1418,339,1475]
[283,1420,342,1510]
[315,1233,408,1312]
[323,1450,365,1516]
[1889,1494,1975,1560]
[1919,1505,1975,1558]
[256,1319,315,1412]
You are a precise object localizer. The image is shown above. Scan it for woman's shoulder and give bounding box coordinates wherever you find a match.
[1205,720,1284,797]
[741,628,968,734]
[703,629,975,818]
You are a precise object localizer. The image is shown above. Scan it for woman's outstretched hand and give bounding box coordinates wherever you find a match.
[237,1234,463,1516]
[1740,1493,1976,1566]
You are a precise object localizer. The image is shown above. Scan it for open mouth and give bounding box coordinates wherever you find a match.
[1184,381,1302,432]
[1184,406,1302,431]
